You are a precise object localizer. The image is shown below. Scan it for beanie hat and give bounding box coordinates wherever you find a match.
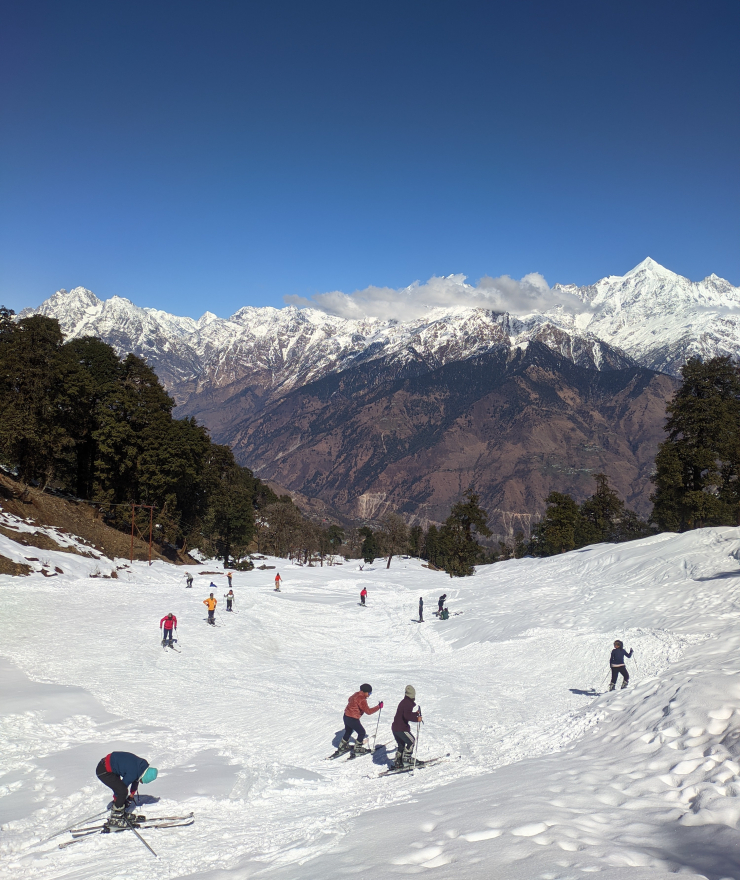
[141,767,158,784]
[405,685,416,699]
[360,683,372,694]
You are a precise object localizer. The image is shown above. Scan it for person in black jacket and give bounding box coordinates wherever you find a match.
[418,597,424,622]
[96,751,158,826]
[391,685,422,768]
[609,640,633,690]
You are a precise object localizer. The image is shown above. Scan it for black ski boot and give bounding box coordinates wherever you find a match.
[336,739,351,754]
[608,683,615,691]
[354,740,372,756]
[393,749,404,770]
[621,681,628,689]
[107,805,128,828]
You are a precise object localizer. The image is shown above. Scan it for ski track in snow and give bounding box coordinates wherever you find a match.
[2,523,740,878]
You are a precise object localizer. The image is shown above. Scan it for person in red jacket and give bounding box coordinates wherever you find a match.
[360,587,367,606]
[391,685,422,769]
[337,684,383,755]
[159,613,177,646]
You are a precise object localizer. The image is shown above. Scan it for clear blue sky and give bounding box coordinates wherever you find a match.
[2,0,739,317]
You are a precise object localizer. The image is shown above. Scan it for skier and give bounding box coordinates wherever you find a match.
[439,606,449,620]
[203,593,217,625]
[609,640,633,690]
[274,573,282,591]
[360,587,367,606]
[185,572,193,588]
[418,597,424,622]
[226,571,233,588]
[159,612,177,645]
[224,588,235,611]
[392,685,422,769]
[336,684,383,755]
[95,751,158,827]
[437,594,447,614]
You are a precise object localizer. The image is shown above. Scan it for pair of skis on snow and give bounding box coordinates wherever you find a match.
[325,743,448,775]
[46,809,194,856]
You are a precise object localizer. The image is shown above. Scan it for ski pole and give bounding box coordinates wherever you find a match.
[413,707,422,773]
[372,706,382,752]
[42,809,110,843]
[632,652,639,673]
[124,814,157,858]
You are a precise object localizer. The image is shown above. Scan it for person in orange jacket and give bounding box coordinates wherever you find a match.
[336,684,383,756]
[203,593,217,625]
[274,573,282,591]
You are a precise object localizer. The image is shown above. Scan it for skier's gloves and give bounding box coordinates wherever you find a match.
[378,701,384,709]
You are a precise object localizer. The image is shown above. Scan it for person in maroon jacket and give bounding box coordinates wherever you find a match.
[337,684,383,755]
[159,613,177,646]
[391,685,422,769]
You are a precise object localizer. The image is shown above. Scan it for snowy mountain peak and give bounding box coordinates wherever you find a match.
[623,256,675,278]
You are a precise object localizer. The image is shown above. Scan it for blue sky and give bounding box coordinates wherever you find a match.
[2,0,739,318]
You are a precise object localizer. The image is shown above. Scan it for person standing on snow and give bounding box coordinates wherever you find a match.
[226,572,233,588]
[203,593,217,625]
[159,612,177,645]
[392,685,422,769]
[274,573,282,591]
[360,587,367,606]
[185,572,193,588]
[418,597,424,622]
[337,684,383,755]
[95,751,158,827]
[224,589,235,611]
[437,594,447,614]
[609,640,633,690]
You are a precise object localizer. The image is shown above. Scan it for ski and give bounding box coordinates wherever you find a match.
[377,755,447,777]
[59,814,194,848]
[326,742,389,760]
[42,808,110,843]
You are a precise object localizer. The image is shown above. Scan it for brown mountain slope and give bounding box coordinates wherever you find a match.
[221,342,677,537]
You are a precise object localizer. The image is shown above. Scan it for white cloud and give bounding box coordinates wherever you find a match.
[285,273,587,321]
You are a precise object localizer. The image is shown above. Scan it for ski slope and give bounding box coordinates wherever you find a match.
[2,522,740,879]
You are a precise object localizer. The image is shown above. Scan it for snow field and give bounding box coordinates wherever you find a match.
[1,525,740,878]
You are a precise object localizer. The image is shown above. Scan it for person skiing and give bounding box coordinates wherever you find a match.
[360,587,367,606]
[185,572,193,588]
[226,572,233,588]
[418,597,424,622]
[392,685,422,769]
[609,640,633,690]
[224,588,235,611]
[337,684,383,755]
[203,593,217,625]
[159,612,177,645]
[95,751,158,827]
[437,594,447,614]
[274,573,282,591]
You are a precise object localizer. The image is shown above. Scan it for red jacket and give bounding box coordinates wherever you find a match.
[344,691,380,719]
[160,615,177,630]
[360,588,367,597]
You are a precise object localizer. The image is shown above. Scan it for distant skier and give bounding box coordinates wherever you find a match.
[439,606,449,620]
[336,684,383,755]
[224,589,235,611]
[185,572,193,588]
[609,640,633,690]
[418,597,424,622]
[360,587,367,606]
[226,571,233,588]
[159,612,177,645]
[95,751,158,827]
[274,573,282,591]
[437,594,447,614]
[392,685,422,769]
[203,593,217,625]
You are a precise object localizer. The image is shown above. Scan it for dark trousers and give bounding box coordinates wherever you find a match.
[611,665,629,685]
[208,610,215,624]
[419,607,423,621]
[342,714,367,742]
[393,730,415,752]
[162,629,174,642]
[226,599,233,610]
[360,596,365,605]
[96,758,128,807]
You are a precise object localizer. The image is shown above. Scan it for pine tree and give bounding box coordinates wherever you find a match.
[437,491,492,576]
[529,492,580,556]
[651,357,740,530]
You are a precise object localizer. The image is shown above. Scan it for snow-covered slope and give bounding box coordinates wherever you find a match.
[3,523,740,879]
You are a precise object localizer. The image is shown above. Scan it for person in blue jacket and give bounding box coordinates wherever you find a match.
[96,751,158,826]
[608,640,633,690]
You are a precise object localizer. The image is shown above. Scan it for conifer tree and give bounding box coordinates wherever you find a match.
[438,490,492,576]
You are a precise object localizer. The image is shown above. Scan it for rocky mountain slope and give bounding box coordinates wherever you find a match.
[20,258,738,529]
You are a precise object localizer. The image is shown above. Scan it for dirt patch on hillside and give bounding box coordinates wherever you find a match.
[0,473,195,564]
[0,554,32,576]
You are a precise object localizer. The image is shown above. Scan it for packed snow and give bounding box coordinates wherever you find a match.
[2,525,740,878]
